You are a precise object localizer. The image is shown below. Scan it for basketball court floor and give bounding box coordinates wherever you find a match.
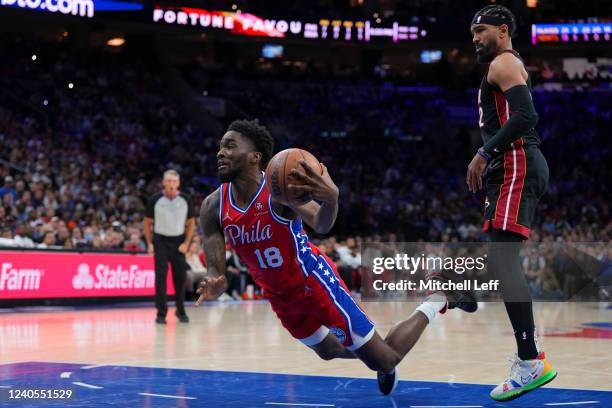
[1,301,610,407]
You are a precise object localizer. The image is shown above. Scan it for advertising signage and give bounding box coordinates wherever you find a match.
[152,5,426,43]
[0,250,174,299]
[0,0,143,19]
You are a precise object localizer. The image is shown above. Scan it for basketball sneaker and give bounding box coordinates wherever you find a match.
[426,272,478,313]
[447,289,478,313]
[377,369,398,396]
[490,352,557,401]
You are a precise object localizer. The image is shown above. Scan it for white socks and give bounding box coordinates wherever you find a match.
[416,292,447,323]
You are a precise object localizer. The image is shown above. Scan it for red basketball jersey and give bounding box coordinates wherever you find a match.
[218,174,322,299]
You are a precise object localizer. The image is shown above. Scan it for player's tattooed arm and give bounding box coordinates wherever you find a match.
[195,189,228,305]
[283,161,339,234]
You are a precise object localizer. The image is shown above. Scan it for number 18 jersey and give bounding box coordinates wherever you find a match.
[218,174,321,300]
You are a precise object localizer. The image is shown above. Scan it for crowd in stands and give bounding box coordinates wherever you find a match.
[202,69,611,244]
[0,36,218,252]
[0,36,610,300]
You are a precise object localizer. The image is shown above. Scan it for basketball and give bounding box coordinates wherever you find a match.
[265,148,323,206]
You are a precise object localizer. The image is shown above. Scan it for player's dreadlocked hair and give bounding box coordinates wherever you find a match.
[227,119,275,168]
[474,4,517,38]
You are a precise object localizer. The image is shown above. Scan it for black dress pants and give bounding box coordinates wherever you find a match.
[154,234,189,317]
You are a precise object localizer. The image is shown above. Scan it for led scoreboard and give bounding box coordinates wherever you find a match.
[532,23,612,44]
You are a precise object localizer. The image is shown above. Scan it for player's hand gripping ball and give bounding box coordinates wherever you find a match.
[265,148,324,206]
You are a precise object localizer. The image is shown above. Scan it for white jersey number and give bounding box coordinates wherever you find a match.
[254,247,284,269]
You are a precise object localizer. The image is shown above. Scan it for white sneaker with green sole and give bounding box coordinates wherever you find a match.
[490,352,557,402]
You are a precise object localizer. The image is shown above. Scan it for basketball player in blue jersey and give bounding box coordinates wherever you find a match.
[467,5,556,401]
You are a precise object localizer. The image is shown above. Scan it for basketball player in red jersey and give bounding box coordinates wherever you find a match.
[195,119,472,395]
[467,5,556,402]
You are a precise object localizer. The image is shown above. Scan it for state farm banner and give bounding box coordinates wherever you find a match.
[0,250,175,299]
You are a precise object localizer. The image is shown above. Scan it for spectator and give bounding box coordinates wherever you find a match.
[70,227,87,248]
[335,237,361,290]
[13,223,35,247]
[124,232,145,252]
[185,240,207,296]
[226,248,252,300]
[38,230,59,249]
[0,176,16,200]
